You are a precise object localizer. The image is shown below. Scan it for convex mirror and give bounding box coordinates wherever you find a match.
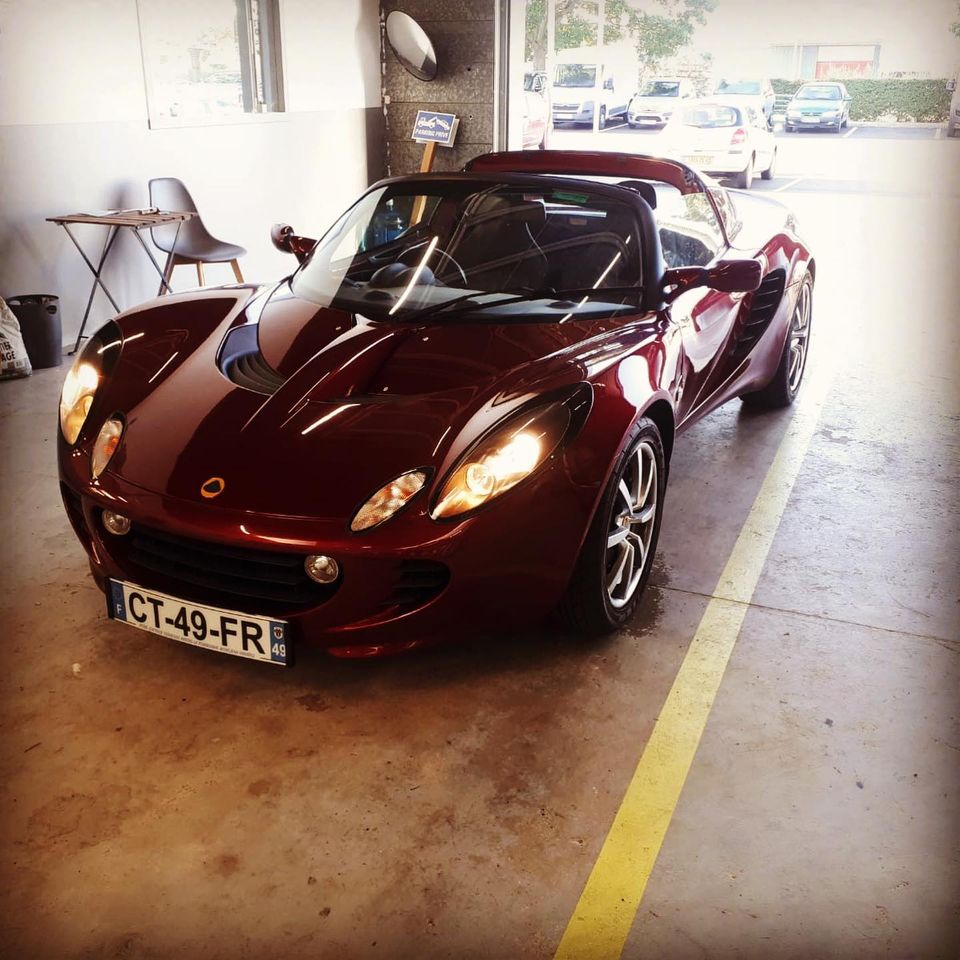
[385,11,438,81]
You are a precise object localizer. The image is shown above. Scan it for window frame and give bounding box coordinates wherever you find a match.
[136,0,287,130]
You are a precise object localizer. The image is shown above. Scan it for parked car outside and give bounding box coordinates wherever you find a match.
[784,81,852,133]
[551,58,630,128]
[662,98,777,189]
[627,78,695,128]
[712,78,776,128]
[522,71,550,149]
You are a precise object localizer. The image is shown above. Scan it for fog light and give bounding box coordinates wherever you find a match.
[102,510,131,536]
[305,554,339,584]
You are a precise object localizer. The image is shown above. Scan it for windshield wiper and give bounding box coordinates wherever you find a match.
[399,285,643,324]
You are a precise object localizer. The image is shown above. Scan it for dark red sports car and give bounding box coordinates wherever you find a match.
[58,151,814,663]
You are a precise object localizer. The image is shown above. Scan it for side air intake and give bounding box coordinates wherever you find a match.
[731,269,786,359]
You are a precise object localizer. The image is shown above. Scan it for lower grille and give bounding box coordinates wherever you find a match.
[120,523,336,608]
[383,560,450,612]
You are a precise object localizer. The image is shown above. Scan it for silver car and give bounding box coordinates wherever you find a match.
[627,78,694,128]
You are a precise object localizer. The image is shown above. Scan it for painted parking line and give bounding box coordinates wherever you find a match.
[773,176,807,193]
[553,303,844,959]
[843,125,859,139]
[602,122,628,132]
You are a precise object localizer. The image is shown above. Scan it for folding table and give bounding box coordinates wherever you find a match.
[47,209,195,352]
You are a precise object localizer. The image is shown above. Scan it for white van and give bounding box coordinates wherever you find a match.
[551,53,632,128]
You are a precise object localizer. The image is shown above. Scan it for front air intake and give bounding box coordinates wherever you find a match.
[218,324,286,395]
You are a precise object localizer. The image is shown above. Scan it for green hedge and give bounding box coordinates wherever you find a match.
[772,77,952,122]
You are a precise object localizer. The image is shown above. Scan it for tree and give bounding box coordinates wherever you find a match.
[952,3,960,38]
[524,0,716,83]
[626,0,715,86]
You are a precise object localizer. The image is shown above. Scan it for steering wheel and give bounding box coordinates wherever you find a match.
[400,243,468,287]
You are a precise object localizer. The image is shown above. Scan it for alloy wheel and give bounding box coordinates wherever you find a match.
[788,279,812,393]
[605,441,658,608]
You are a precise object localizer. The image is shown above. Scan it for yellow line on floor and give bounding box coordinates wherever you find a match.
[554,309,840,960]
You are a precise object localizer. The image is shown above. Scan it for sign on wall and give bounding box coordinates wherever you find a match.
[412,109,459,147]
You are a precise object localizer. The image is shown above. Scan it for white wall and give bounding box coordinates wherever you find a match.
[0,0,383,345]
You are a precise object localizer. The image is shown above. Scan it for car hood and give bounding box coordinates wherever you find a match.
[103,283,630,518]
[790,98,841,111]
[631,95,679,109]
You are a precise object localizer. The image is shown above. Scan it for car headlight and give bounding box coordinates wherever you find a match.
[59,321,122,444]
[350,470,428,532]
[91,416,124,479]
[431,385,592,520]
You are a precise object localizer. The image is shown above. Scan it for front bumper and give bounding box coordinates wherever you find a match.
[786,114,841,128]
[59,446,598,657]
[629,111,671,125]
[553,103,595,123]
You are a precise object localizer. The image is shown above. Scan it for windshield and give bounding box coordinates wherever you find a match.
[715,80,761,95]
[555,64,597,87]
[796,84,841,101]
[678,104,740,128]
[291,180,643,324]
[638,81,680,97]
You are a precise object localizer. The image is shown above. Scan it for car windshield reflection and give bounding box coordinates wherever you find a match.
[291,181,644,324]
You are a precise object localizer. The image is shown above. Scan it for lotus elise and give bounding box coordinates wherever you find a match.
[58,150,814,662]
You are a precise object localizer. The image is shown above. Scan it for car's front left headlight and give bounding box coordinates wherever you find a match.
[431,385,592,520]
[59,321,122,444]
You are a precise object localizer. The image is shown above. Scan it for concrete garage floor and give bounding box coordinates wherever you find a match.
[1,134,958,959]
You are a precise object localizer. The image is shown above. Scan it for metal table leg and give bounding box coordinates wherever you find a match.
[66,223,122,353]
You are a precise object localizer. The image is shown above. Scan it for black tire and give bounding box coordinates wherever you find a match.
[734,155,754,189]
[761,147,777,180]
[599,106,607,130]
[741,272,814,409]
[558,418,666,636]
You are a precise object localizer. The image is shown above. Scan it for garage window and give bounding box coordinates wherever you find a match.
[137,0,284,127]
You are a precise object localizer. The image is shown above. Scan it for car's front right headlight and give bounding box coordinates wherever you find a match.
[59,321,122,444]
[431,384,592,520]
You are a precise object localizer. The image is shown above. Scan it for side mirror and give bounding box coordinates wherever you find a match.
[604,77,614,90]
[271,223,316,264]
[661,259,762,304]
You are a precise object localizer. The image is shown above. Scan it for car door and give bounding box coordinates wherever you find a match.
[657,189,744,426]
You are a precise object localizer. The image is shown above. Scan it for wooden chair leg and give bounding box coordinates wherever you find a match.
[230,259,244,283]
[196,262,205,286]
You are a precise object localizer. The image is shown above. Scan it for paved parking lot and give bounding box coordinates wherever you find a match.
[550,121,960,197]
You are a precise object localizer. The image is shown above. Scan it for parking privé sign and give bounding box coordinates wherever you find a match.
[412,109,459,147]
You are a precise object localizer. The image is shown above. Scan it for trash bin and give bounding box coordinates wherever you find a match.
[6,295,62,368]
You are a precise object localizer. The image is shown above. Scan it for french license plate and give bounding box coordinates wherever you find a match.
[802,117,819,123]
[681,155,710,167]
[107,580,289,666]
